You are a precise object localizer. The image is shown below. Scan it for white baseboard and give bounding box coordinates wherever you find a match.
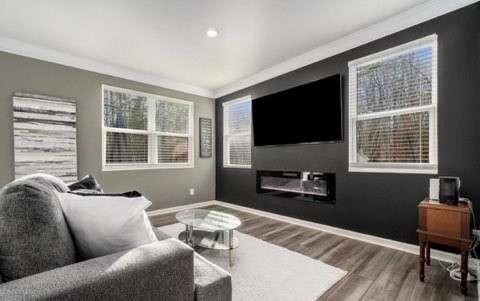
[149,199,479,269]
[146,200,216,216]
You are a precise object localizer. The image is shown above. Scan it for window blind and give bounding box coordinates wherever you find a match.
[158,136,189,163]
[223,97,252,168]
[102,86,193,170]
[348,35,438,174]
[106,132,148,163]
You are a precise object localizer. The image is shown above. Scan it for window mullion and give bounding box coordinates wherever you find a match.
[356,105,433,121]
[155,131,189,137]
[103,127,149,135]
[148,134,158,164]
[224,134,231,166]
[428,106,436,165]
[147,97,158,164]
[188,102,194,166]
[223,105,230,166]
[232,132,250,137]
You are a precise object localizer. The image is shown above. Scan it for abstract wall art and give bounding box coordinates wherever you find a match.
[13,93,77,182]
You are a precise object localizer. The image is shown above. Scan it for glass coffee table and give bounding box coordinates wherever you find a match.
[176,208,241,250]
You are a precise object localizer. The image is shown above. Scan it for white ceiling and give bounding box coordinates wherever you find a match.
[0,0,472,97]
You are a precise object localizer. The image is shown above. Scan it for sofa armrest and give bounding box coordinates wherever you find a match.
[193,253,232,301]
[0,238,194,301]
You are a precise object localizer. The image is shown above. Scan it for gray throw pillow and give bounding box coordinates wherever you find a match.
[0,179,77,282]
[18,173,70,193]
[68,175,103,192]
[68,189,103,195]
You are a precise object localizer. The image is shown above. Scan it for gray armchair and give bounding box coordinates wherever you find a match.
[0,175,231,300]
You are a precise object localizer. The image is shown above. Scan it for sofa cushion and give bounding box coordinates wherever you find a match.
[0,179,77,281]
[68,175,103,192]
[193,253,232,301]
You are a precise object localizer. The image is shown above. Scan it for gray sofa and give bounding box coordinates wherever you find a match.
[0,175,231,300]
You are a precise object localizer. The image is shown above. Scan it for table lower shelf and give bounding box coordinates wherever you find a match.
[179,229,239,250]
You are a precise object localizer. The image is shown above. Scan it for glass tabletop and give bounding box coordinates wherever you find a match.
[175,209,242,231]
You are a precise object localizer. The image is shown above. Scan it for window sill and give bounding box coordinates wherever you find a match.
[223,164,251,169]
[103,163,194,171]
[349,165,438,175]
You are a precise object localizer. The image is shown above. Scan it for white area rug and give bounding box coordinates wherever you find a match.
[159,223,347,301]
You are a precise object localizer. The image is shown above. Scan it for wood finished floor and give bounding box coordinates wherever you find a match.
[149,205,478,301]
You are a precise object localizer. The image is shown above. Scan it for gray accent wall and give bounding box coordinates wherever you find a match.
[215,4,480,245]
[0,52,215,210]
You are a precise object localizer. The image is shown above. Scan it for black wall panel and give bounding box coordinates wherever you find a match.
[215,4,480,245]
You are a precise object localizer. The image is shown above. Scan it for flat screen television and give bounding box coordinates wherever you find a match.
[252,74,343,146]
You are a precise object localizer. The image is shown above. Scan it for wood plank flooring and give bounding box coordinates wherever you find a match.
[150,205,478,300]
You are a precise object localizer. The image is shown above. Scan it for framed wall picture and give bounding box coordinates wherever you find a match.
[13,93,77,182]
[199,117,212,158]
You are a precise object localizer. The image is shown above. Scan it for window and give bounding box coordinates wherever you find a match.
[102,85,194,170]
[348,35,438,174]
[223,96,252,168]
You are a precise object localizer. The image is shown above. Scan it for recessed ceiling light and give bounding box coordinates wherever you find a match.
[206,28,219,38]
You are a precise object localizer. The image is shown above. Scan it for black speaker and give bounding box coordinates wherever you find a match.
[439,176,460,205]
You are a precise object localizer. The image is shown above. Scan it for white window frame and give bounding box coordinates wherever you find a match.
[223,95,252,169]
[101,85,194,171]
[348,34,438,174]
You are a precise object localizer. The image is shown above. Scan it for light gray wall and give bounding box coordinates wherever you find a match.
[0,51,215,211]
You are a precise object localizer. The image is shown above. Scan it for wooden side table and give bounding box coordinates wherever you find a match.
[417,198,471,294]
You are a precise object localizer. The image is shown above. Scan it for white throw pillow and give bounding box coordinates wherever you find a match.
[57,192,158,259]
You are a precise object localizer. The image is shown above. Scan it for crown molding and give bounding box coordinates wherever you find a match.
[0,36,214,98]
[1,0,476,100]
[213,0,478,99]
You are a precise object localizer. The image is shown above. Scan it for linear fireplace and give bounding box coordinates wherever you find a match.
[257,170,335,203]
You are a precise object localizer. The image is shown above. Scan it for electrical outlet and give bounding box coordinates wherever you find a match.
[189,188,195,196]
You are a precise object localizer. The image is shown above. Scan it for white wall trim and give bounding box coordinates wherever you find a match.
[146,200,216,216]
[1,1,476,100]
[149,199,479,268]
[213,0,478,98]
[213,201,471,264]
[348,166,438,175]
[0,36,214,98]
